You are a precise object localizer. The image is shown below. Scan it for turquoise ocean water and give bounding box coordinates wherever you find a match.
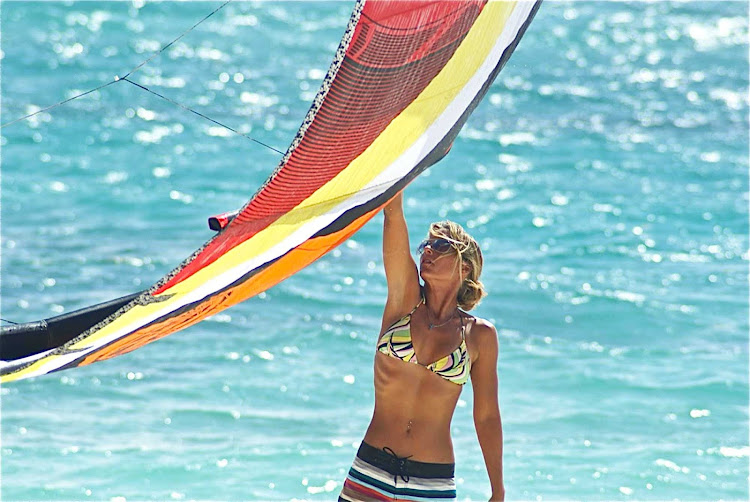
[1,1,748,500]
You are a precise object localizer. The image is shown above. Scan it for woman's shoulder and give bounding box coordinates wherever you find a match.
[461,312,496,333]
[462,314,498,348]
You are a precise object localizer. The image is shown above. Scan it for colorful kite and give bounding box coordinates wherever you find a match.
[1,0,542,382]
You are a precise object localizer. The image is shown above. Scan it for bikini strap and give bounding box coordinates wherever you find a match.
[408,296,425,316]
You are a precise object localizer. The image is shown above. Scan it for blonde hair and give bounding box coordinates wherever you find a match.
[428,221,487,310]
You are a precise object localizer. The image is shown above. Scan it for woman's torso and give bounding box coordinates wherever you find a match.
[363,306,474,463]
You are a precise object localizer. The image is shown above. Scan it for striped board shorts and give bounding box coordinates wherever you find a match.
[339,442,456,501]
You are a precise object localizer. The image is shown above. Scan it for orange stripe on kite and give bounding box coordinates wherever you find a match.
[78,203,386,367]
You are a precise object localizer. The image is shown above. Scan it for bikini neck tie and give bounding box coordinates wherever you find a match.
[382,446,412,484]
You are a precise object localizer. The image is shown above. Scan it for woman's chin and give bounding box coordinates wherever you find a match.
[419,267,437,283]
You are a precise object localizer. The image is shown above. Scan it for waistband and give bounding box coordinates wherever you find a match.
[356,441,455,479]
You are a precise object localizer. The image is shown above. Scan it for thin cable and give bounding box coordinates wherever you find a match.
[1,0,232,130]
[118,0,232,81]
[1,318,20,325]
[121,77,285,155]
[1,80,118,129]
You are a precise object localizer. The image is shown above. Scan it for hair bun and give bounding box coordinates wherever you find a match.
[458,278,487,310]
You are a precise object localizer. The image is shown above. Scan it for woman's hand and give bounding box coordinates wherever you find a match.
[383,190,404,218]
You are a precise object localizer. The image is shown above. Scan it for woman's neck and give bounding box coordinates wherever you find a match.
[422,283,459,319]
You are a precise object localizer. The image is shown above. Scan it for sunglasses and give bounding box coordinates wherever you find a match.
[417,238,455,254]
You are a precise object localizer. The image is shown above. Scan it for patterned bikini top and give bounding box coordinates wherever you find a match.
[377,300,470,386]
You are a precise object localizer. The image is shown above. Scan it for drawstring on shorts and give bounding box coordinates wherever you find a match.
[382,446,413,484]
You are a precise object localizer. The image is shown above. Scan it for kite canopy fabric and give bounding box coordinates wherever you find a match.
[2,0,541,382]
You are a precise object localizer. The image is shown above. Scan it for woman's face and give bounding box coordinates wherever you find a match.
[418,235,464,283]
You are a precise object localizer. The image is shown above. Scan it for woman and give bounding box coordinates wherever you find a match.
[339,192,504,501]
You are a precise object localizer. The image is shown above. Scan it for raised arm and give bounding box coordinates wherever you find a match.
[470,321,504,500]
[381,192,421,333]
